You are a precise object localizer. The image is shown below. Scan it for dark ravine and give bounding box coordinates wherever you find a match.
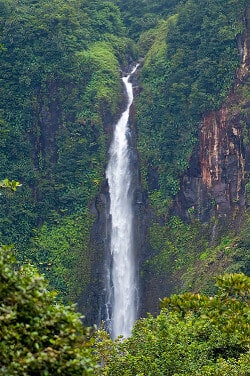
[87,38,250,324]
[82,67,149,326]
[83,9,250,324]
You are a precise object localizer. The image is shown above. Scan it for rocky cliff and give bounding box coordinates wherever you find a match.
[138,7,250,317]
[175,10,250,222]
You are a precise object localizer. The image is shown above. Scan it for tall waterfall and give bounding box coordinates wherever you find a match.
[106,65,138,339]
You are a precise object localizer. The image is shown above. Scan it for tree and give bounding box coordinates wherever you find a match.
[0,246,97,375]
[95,274,250,375]
[0,179,21,191]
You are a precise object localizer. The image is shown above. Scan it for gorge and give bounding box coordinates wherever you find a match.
[0,0,249,335]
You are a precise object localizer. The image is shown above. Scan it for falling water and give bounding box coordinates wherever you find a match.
[106,65,139,339]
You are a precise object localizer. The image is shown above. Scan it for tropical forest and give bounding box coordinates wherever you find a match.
[0,0,249,374]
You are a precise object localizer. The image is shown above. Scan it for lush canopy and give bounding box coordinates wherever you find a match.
[0,0,249,356]
[95,274,250,375]
[0,246,97,375]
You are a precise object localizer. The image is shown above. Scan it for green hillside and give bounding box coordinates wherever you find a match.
[1,0,250,373]
[0,0,249,312]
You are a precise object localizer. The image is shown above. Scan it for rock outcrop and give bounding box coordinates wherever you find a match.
[175,12,250,222]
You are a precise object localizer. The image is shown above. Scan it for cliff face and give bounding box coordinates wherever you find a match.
[87,87,149,326]
[175,14,250,222]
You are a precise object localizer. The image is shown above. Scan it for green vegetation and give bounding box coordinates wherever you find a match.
[1,243,249,375]
[117,0,180,40]
[30,212,94,302]
[0,0,135,303]
[0,0,249,352]
[95,274,250,375]
[133,0,249,300]
[137,0,247,210]
[0,245,97,375]
[145,214,250,297]
[0,179,22,191]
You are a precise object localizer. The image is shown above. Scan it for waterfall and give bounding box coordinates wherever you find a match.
[106,65,139,339]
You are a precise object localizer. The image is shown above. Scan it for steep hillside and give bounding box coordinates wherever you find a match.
[136,0,250,314]
[0,0,249,321]
[0,0,135,304]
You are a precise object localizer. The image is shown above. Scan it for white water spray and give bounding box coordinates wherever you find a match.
[106,65,139,339]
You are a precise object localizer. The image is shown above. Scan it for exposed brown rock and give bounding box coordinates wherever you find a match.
[175,24,250,222]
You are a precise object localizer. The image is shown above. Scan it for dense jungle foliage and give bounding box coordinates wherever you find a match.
[137,0,247,206]
[1,245,249,374]
[0,0,249,331]
[135,0,250,299]
[95,273,250,375]
[0,245,97,375]
[0,0,136,303]
[0,0,250,373]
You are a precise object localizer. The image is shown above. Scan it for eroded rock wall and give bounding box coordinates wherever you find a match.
[175,15,250,222]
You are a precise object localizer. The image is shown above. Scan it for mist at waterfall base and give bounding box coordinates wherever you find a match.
[105,65,139,339]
